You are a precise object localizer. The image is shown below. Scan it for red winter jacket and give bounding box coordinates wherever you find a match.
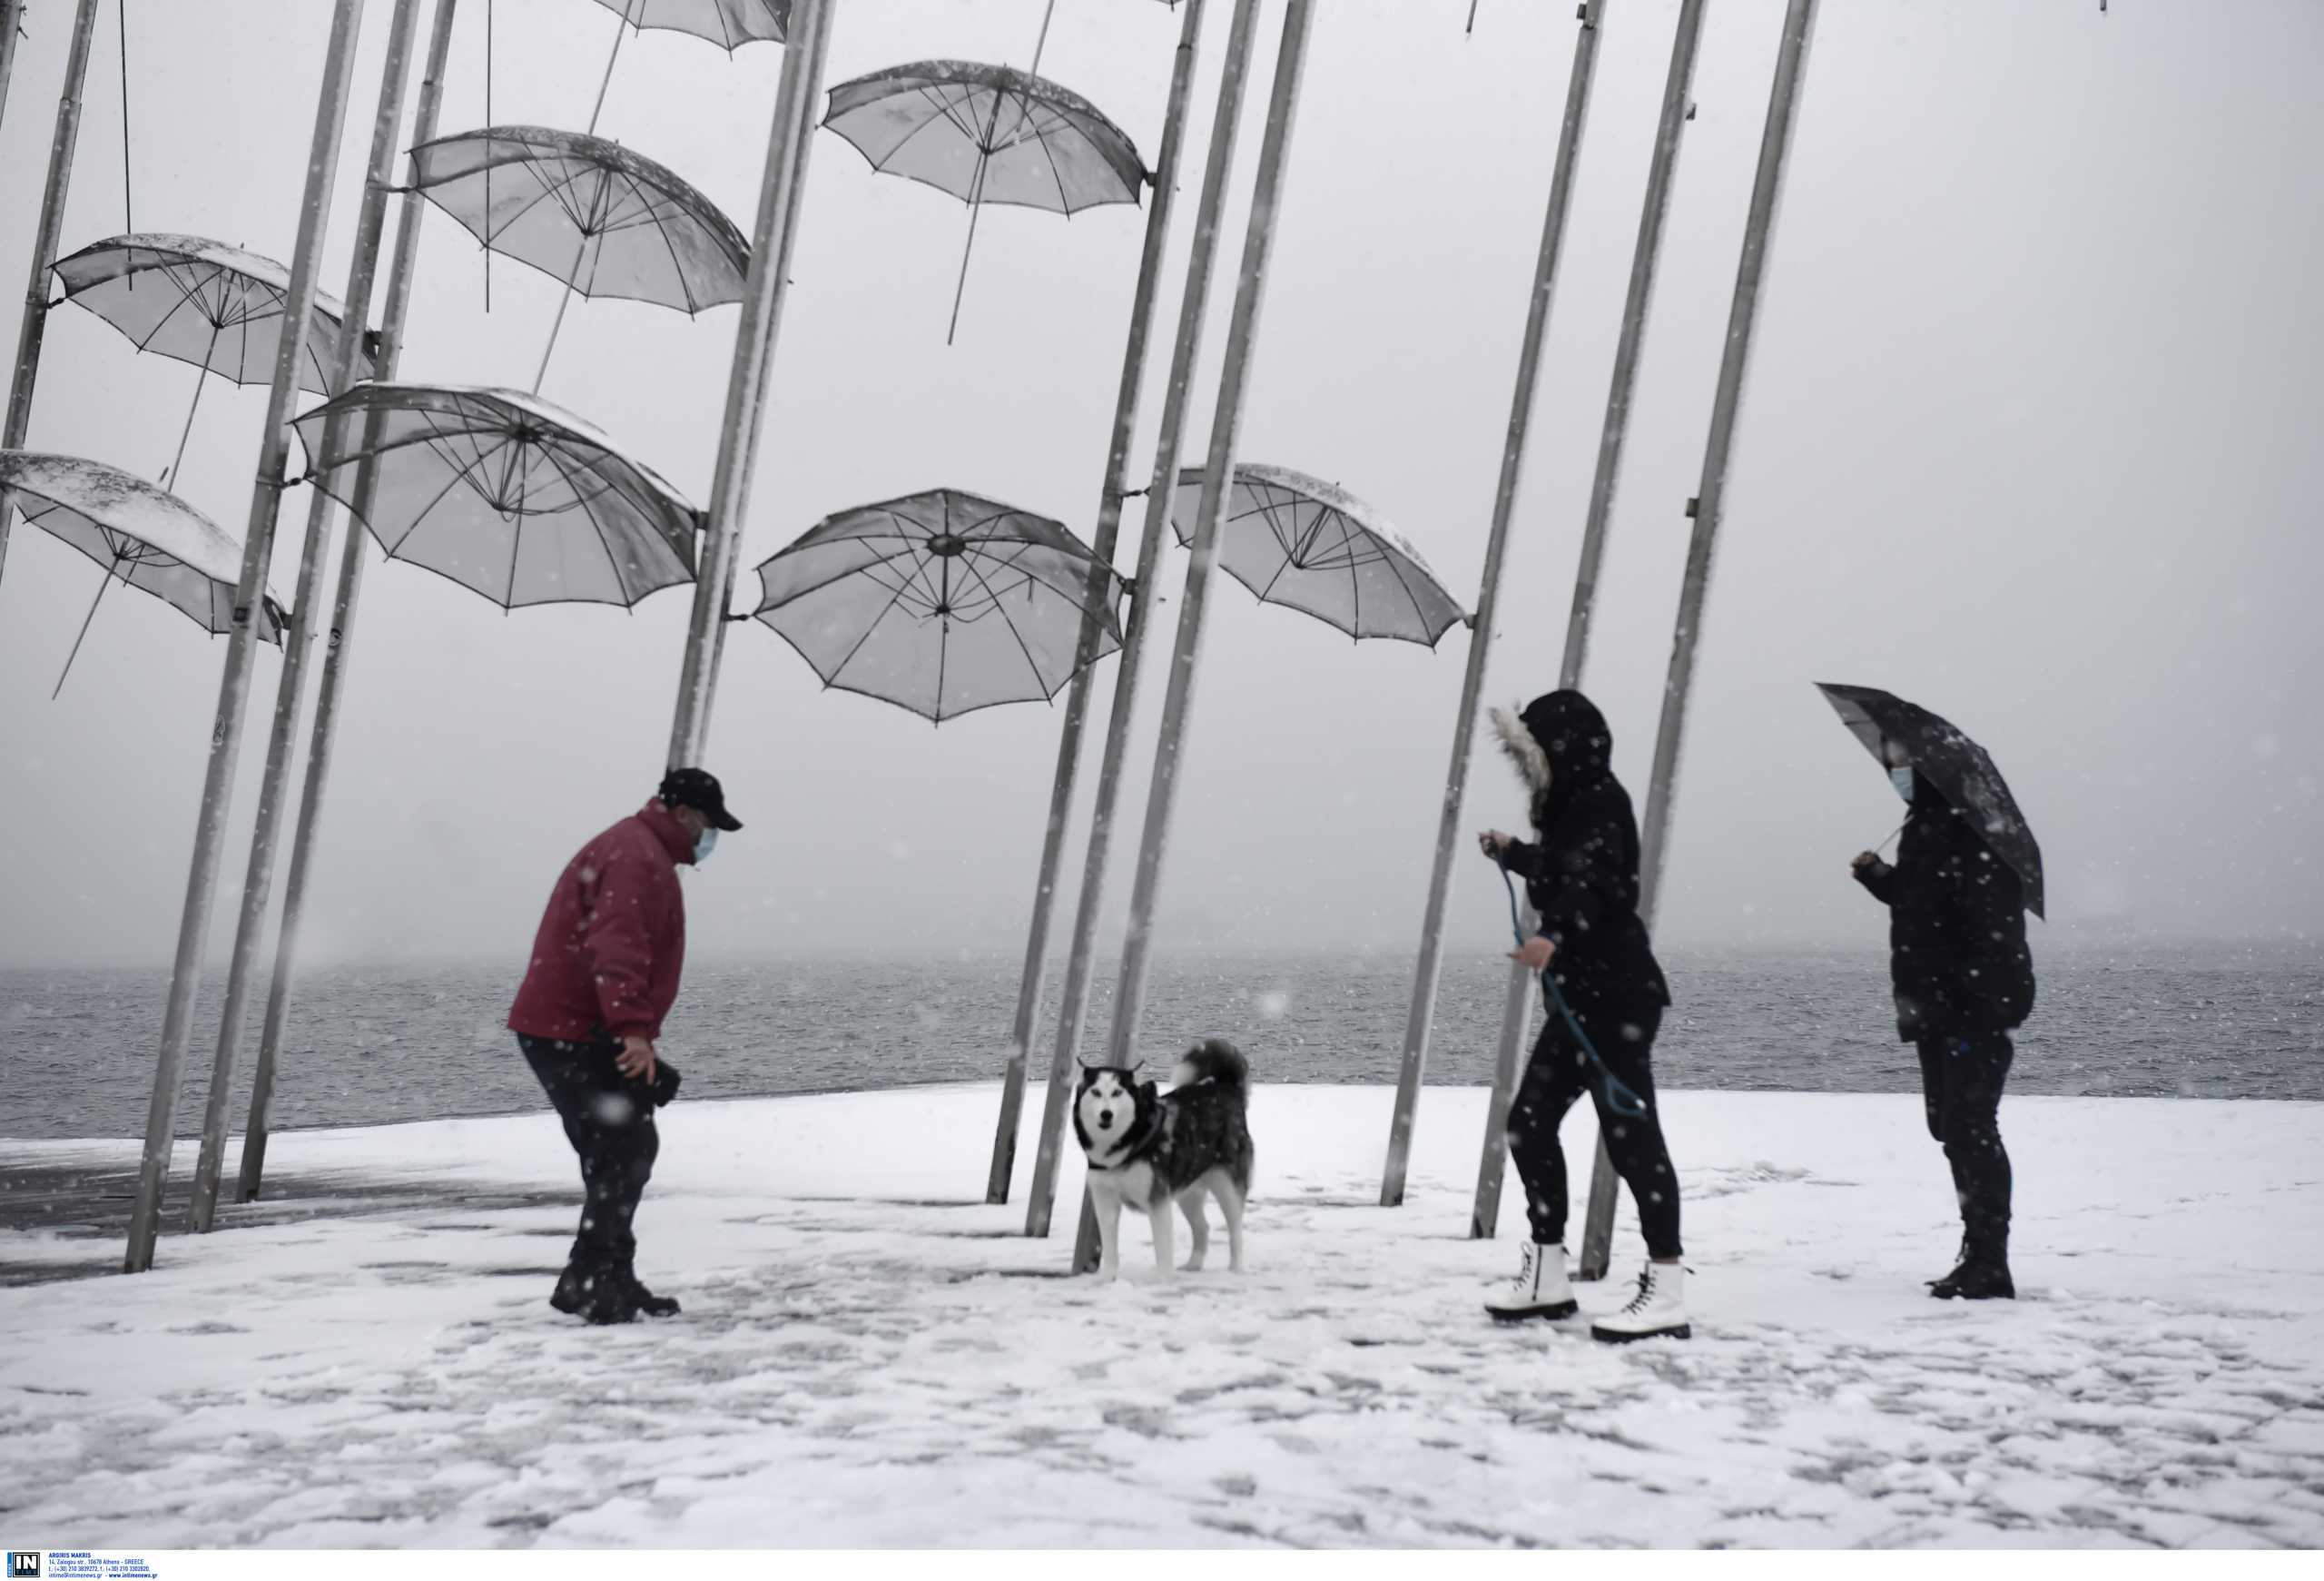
[508,800,694,1044]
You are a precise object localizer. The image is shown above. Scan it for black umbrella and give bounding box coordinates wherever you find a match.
[1816,682,2044,917]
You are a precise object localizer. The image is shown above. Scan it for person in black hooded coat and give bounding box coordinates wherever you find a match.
[1853,769,2036,1299]
[1477,690,1687,1341]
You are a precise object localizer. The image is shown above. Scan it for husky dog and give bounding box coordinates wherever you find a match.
[1075,1040,1254,1280]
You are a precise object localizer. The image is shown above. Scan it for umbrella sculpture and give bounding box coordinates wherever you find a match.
[579,0,793,133]
[822,57,1147,341]
[49,233,376,487]
[406,125,750,390]
[748,487,1127,724]
[291,382,699,609]
[1816,681,2046,917]
[0,450,287,695]
[1167,462,1467,646]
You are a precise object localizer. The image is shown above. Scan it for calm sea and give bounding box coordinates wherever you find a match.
[3,942,2317,1141]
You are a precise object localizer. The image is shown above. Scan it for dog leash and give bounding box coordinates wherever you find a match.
[1499,865,1650,1120]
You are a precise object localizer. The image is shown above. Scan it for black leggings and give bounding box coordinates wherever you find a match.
[1917,1032,2013,1257]
[519,1034,661,1274]
[1507,996,1681,1260]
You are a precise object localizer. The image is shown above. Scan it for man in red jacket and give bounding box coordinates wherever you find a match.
[509,766,741,1324]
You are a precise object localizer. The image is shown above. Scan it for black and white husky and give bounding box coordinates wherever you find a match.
[1075,1040,1255,1281]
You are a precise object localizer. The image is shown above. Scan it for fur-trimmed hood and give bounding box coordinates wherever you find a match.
[1489,688,1614,827]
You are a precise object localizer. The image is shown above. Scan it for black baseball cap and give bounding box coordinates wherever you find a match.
[658,766,742,832]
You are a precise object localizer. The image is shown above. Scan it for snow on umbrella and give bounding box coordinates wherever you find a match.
[291,383,699,610]
[50,233,374,486]
[748,487,1126,724]
[822,59,1147,341]
[1168,463,1468,647]
[406,125,750,387]
[0,450,288,696]
[1816,681,2046,918]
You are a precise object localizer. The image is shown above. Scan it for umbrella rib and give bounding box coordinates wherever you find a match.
[756,541,929,608]
[124,264,215,358]
[536,440,655,605]
[953,548,1056,690]
[823,566,928,687]
[872,83,985,175]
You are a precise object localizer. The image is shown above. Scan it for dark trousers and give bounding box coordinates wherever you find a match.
[518,1034,660,1274]
[1507,996,1681,1260]
[1916,1032,2014,1260]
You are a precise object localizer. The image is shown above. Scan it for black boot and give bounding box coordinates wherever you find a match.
[1930,1234,2014,1300]
[552,1258,641,1323]
[618,1265,682,1319]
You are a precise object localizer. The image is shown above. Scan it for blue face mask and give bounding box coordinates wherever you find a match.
[1889,767,1915,803]
[693,825,718,865]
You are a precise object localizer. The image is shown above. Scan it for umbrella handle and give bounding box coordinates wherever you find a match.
[54,550,129,698]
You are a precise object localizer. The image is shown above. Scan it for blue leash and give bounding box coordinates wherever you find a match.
[1500,865,1649,1120]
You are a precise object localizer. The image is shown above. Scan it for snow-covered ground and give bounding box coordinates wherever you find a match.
[2,1083,2320,1548]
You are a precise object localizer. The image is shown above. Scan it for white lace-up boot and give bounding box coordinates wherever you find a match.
[1589,1260,1690,1343]
[1484,1240,1577,1322]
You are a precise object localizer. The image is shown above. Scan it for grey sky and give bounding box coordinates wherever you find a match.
[1,0,2319,973]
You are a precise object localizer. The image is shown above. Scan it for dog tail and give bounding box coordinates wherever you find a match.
[1178,1037,1248,1092]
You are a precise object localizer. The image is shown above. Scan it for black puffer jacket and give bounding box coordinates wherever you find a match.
[1492,690,1671,1020]
[1856,776,2036,1041]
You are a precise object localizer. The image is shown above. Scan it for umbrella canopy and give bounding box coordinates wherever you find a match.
[586,0,791,47]
[823,61,1147,215]
[291,383,700,609]
[1816,682,2045,917]
[408,126,750,313]
[51,232,371,398]
[1168,463,1467,647]
[748,487,1126,724]
[1,450,288,694]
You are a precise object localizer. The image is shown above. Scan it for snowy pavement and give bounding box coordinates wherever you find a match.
[2,1083,2320,1547]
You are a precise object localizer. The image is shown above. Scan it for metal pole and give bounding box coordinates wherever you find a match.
[665,0,832,771]
[1021,0,1264,1237]
[1070,0,1315,1273]
[0,0,25,136]
[123,0,369,1274]
[1581,0,1819,1279]
[240,0,462,1205]
[0,0,103,591]
[1379,0,1608,1212]
[1481,0,1707,1254]
[185,0,428,1236]
[984,0,1212,1207]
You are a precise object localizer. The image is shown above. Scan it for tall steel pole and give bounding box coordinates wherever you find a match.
[1581,0,1820,1278]
[238,0,461,1203]
[985,0,1213,1206]
[124,0,370,1274]
[0,0,25,135]
[1071,0,1316,1273]
[666,0,833,771]
[0,0,103,590]
[1468,0,1707,1250]
[1022,0,1265,1239]
[185,0,429,1233]
[1378,0,1608,1214]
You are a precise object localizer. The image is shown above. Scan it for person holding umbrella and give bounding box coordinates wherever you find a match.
[507,767,742,1324]
[1821,684,2041,1301]
[1477,690,1687,1342]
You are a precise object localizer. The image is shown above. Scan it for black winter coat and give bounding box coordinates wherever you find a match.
[1494,690,1671,1021]
[1856,778,2036,1041]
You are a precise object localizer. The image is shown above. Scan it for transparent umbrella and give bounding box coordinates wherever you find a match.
[822,58,1146,341]
[0,450,288,695]
[292,382,700,610]
[747,487,1126,723]
[50,232,373,486]
[580,1,793,133]
[407,125,750,388]
[1169,462,1468,646]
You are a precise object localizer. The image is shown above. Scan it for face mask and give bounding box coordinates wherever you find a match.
[693,825,718,864]
[1889,767,1915,803]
